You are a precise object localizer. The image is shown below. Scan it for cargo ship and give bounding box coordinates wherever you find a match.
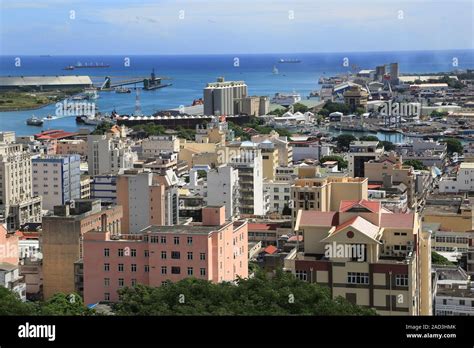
[278,58,301,63]
[26,115,44,126]
[63,62,110,70]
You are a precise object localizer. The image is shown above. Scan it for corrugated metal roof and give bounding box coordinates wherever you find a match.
[0,75,93,86]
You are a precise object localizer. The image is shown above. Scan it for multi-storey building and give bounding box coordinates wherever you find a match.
[229,144,266,216]
[396,139,447,169]
[153,169,179,226]
[251,131,293,166]
[364,152,416,208]
[284,199,432,315]
[140,135,180,158]
[0,134,42,231]
[259,141,279,181]
[203,77,248,116]
[348,141,384,178]
[87,134,137,176]
[117,169,166,233]
[291,176,368,223]
[90,175,117,203]
[207,165,239,220]
[32,154,81,211]
[439,162,474,193]
[83,206,248,304]
[42,199,122,299]
[264,180,292,214]
[55,139,87,158]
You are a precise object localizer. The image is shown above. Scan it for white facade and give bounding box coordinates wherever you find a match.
[439,163,474,193]
[32,155,81,211]
[0,134,42,231]
[264,180,291,214]
[204,79,248,116]
[118,171,153,233]
[292,142,332,162]
[229,148,266,215]
[0,264,26,301]
[87,134,137,176]
[207,165,239,220]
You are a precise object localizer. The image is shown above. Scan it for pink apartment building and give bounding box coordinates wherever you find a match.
[83,206,248,305]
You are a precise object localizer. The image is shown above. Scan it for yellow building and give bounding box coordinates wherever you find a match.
[291,176,368,223]
[422,196,473,232]
[260,141,279,181]
[343,85,369,111]
[364,152,416,208]
[179,142,219,169]
[285,199,432,315]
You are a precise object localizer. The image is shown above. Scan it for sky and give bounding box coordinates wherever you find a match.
[0,0,473,55]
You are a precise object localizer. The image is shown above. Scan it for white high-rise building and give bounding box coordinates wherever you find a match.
[87,134,137,176]
[229,144,266,215]
[0,133,42,231]
[207,165,239,220]
[204,77,248,116]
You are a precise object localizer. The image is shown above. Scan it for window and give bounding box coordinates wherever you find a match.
[104,248,109,257]
[118,278,124,287]
[443,299,447,305]
[104,293,110,301]
[144,250,149,257]
[347,272,369,284]
[460,300,465,306]
[144,265,150,273]
[187,267,193,276]
[395,274,409,287]
[274,187,279,193]
[295,270,307,281]
[160,236,167,244]
[131,279,137,286]
[200,253,206,260]
[104,278,110,287]
[187,252,193,260]
[161,266,167,275]
[171,266,181,274]
[131,264,137,272]
[187,236,193,245]
[171,251,180,259]
[118,264,124,272]
[131,249,137,257]
[104,263,110,272]
[118,249,124,257]
[200,268,206,276]
[161,251,167,259]
[174,236,180,245]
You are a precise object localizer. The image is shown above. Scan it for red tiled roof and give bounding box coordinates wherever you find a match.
[299,211,338,226]
[248,223,278,231]
[35,130,78,140]
[263,245,278,254]
[380,213,414,229]
[368,184,382,189]
[339,200,381,213]
[334,216,358,232]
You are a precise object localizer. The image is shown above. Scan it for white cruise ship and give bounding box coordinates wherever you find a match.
[271,92,301,106]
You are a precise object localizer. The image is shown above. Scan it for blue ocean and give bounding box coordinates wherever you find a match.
[1,50,473,137]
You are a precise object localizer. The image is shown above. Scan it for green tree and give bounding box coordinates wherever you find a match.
[380,140,396,151]
[335,134,357,151]
[0,287,37,315]
[442,138,463,155]
[358,135,379,142]
[319,155,347,169]
[292,103,309,113]
[91,122,113,135]
[403,159,427,170]
[113,270,376,316]
[432,251,453,266]
[40,293,94,316]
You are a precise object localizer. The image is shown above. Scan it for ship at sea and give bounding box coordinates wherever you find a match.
[26,115,44,126]
[63,62,110,70]
[278,58,301,63]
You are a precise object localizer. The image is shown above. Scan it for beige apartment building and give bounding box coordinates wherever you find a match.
[291,176,368,223]
[42,199,122,299]
[364,152,416,208]
[56,139,87,158]
[348,141,384,178]
[285,199,432,315]
[260,141,279,181]
[251,131,293,166]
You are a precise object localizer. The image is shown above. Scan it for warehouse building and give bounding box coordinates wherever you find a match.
[0,76,93,91]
